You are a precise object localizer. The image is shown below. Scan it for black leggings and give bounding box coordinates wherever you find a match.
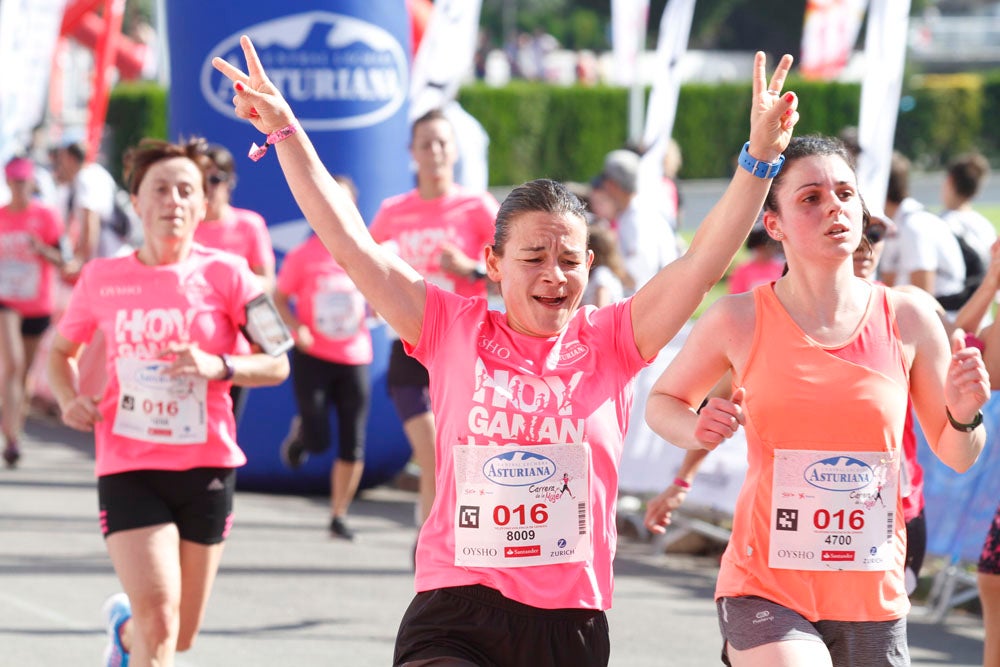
[291,349,370,463]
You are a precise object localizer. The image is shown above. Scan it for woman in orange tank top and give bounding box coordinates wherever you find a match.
[645,135,989,667]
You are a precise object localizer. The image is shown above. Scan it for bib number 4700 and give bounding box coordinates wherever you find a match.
[493,503,548,526]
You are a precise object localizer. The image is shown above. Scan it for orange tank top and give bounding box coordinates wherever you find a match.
[716,282,911,622]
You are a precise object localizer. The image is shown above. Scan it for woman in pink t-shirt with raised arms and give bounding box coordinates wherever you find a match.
[216,37,797,667]
[47,137,291,667]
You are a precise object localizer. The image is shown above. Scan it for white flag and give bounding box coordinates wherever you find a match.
[637,0,696,198]
[408,0,484,121]
[611,0,650,86]
[856,0,911,210]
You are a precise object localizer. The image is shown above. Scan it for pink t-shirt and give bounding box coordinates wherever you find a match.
[58,246,263,477]
[409,284,649,610]
[369,187,498,299]
[276,235,372,365]
[0,201,64,316]
[194,206,275,274]
[727,257,785,294]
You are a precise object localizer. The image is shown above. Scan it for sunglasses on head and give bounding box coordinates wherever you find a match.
[208,173,229,185]
[865,224,886,244]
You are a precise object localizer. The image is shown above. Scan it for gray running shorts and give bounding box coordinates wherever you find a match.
[716,595,909,667]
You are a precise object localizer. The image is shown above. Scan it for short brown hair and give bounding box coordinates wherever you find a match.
[122,137,212,195]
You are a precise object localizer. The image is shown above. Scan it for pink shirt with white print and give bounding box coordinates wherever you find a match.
[194,206,275,273]
[369,187,498,299]
[0,201,64,316]
[276,235,372,365]
[409,284,650,610]
[58,246,263,477]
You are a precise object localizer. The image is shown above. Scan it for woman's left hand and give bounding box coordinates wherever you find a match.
[747,52,798,163]
[158,342,227,380]
[945,329,991,422]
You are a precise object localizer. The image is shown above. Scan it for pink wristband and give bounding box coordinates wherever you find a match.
[248,122,299,162]
[672,477,691,490]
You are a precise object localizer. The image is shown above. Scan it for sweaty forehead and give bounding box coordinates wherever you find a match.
[511,212,587,249]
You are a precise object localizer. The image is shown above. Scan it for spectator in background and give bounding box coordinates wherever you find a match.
[0,157,64,467]
[879,151,966,304]
[592,149,679,293]
[51,140,123,279]
[938,152,996,312]
[580,224,631,308]
[369,108,499,528]
[195,144,277,418]
[661,138,684,230]
[727,224,784,294]
[275,175,372,541]
[195,144,275,294]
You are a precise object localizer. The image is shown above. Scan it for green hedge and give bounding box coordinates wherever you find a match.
[109,72,1000,185]
[105,81,169,185]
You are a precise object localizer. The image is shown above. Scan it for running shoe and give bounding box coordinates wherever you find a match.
[2,442,20,468]
[101,592,131,667]
[279,416,307,470]
[329,516,356,541]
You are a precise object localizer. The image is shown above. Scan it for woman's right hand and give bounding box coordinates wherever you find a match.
[693,387,746,450]
[59,394,102,432]
[213,35,296,135]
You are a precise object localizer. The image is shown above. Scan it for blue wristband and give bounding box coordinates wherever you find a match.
[738,141,784,179]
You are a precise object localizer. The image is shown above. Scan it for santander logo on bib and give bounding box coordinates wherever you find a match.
[803,456,873,492]
[483,451,556,487]
[202,11,408,130]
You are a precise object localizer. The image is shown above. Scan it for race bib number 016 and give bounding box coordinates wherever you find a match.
[453,443,590,568]
[112,358,208,445]
[770,450,898,571]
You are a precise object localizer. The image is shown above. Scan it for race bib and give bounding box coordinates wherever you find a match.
[770,450,898,572]
[453,443,591,568]
[112,358,208,445]
[0,259,40,300]
[313,289,363,340]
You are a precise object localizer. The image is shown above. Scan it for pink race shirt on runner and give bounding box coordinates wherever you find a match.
[369,188,498,299]
[276,235,372,365]
[410,284,649,610]
[58,247,263,477]
[0,201,64,316]
[194,206,275,275]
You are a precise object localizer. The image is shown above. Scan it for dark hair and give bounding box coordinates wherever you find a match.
[122,137,211,195]
[204,143,237,190]
[410,108,451,144]
[492,179,588,255]
[62,141,87,163]
[886,151,910,204]
[763,135,856,214]
[587,224,634,290]
[946,152,990,199]
[205,144,236,175]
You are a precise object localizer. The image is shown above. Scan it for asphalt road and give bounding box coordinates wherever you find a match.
[0,414,986,666]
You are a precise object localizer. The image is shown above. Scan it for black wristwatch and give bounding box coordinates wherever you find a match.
[471,263,488,280]
[946,407,983,432]
[219,354,236,381]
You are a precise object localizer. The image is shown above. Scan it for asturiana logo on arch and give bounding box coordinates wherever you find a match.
[483,451,556,487]
[202,11,408,131]
[803,456,873,492]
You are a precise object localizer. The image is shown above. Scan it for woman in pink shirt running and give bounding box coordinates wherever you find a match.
[0,156,64,467]
[215,37,797,667]
[47,137,291,667]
